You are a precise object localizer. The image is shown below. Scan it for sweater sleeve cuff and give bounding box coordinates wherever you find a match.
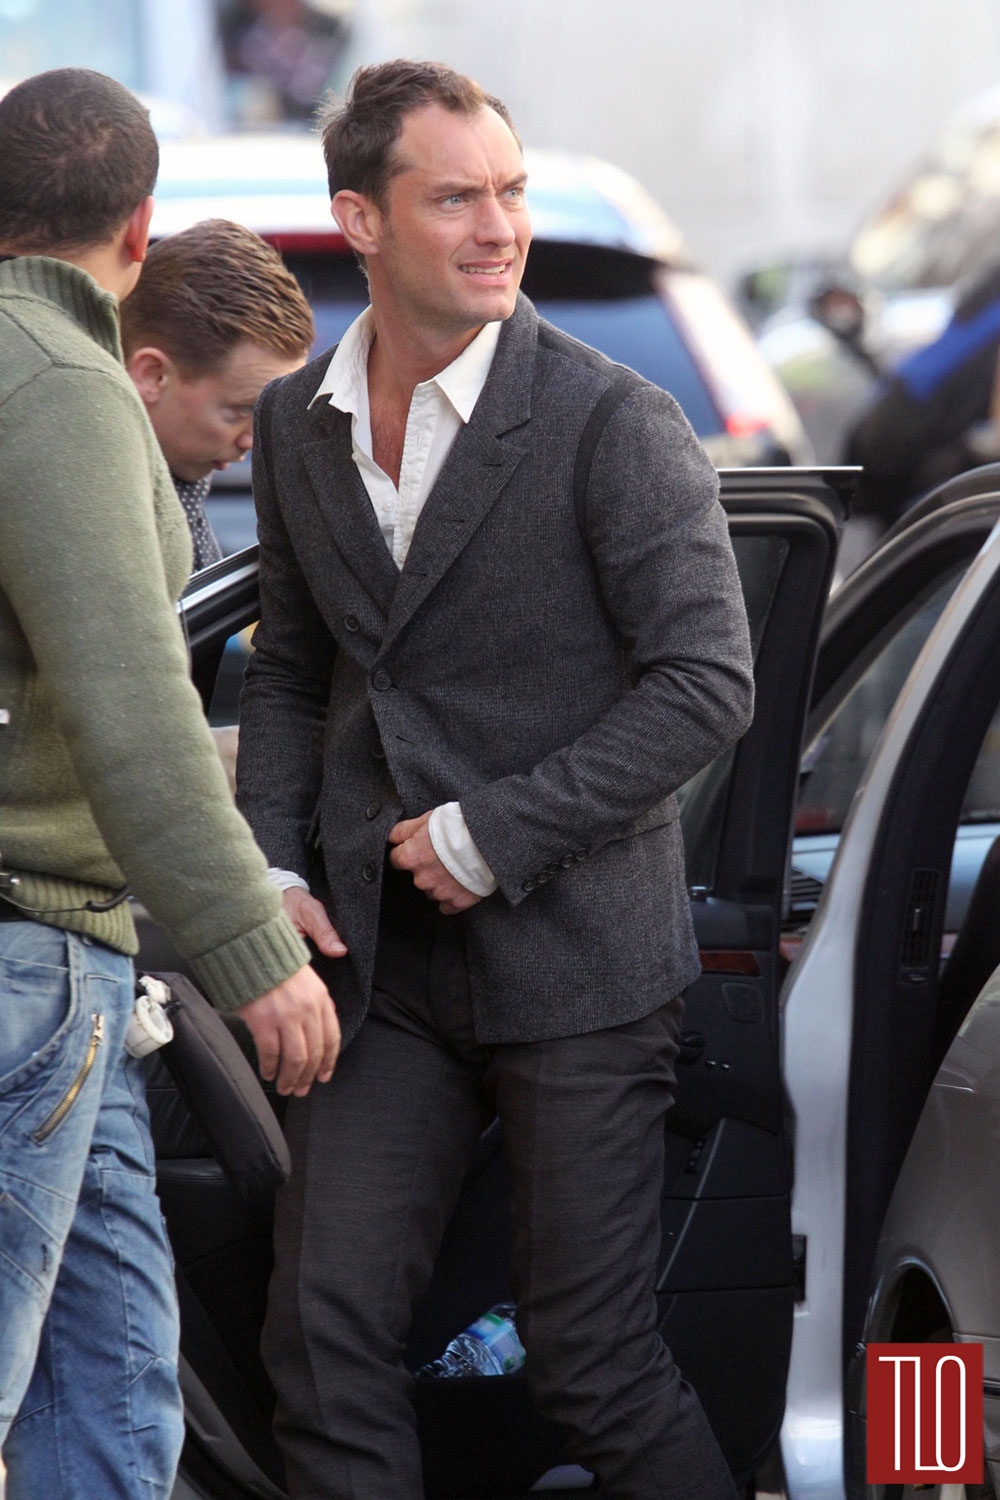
[188,910,311,1014]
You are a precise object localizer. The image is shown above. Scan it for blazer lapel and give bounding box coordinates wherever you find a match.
[381,294,537,650]
[301,410,399,617]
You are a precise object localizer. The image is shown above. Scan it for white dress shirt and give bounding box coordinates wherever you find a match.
[267,308,501,899]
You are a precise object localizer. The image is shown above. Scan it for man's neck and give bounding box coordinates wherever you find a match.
[366,307,483,413]
[60,243,134,301]
[0,239,133,302]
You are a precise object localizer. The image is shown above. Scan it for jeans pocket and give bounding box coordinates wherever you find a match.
[0,952,75,1098]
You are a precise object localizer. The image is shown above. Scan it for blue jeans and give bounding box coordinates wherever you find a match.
[0,921,183,1499]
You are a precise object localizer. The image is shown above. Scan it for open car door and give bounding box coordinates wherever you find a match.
[138,468,848,1499]
[777,466,1000,1500]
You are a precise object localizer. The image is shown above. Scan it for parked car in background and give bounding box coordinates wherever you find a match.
[139,461,1000,1498]
[740,85,1000,465]
[148,132,811,551]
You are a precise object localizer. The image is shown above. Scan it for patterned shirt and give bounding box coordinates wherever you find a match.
[172,474,223,572]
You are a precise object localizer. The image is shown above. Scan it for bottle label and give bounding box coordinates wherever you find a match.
[469,1311,524,1374]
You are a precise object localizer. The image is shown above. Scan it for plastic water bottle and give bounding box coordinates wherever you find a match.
[418,1303,525,1377]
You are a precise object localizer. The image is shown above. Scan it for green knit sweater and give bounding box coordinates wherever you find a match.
[0,257,309,1011]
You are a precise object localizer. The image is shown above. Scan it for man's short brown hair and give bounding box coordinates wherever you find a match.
[0,69,158,252]
[318,59,517,208]
[121,220,315,375]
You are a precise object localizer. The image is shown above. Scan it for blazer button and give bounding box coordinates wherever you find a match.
[560,855,575,869]
[574,849,588,861]
[536,871,552,884]
[371,743,386,760]
[362,862,377,882]
[344,613,361,632]
[522,878,537,893]
[372,668,393,691]
[365,801,381,820]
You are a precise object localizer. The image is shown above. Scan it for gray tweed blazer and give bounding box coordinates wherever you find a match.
[236,293,754,1045]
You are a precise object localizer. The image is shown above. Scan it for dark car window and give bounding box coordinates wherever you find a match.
[962,703,1000,822]
[281,251,368,354]
[531,296,719,436]
[796,578,957,834]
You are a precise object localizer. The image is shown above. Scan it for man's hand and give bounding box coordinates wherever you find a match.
[388,812,482,915]
[282,886,348,958]
[235,963,341,1097]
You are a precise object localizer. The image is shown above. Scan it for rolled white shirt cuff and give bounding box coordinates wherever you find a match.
[266,866,310,893]
[427,803,498,897]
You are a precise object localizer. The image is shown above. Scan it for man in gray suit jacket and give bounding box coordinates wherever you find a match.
[236,59,754,1500]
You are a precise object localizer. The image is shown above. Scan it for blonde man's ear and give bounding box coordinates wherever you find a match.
[126,346,173,407]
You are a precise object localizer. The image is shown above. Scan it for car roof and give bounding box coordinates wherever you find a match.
[151,134,693,266]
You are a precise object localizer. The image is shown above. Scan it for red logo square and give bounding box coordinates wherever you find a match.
[867,1342,984,1484]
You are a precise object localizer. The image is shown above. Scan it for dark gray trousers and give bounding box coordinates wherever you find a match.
[263,872,737,1500]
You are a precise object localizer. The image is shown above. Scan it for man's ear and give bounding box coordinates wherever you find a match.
[332,190,382,258]
[127,346,173,406]
[124,195,155,265]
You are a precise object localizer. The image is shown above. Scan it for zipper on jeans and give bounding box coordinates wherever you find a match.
[32,1012,105,1143]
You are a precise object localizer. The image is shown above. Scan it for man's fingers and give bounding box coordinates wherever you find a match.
[290,999,325,1095]
[388,840,412,871]
[318,997,341,1083]
[254,1024,281,1082]
[236,964,340,1096]
[313,922,348,958]
[284,888,348,956]
[388,811,431,845]
[274,1021,309,1096]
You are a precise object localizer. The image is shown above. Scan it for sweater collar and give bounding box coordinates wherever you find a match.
[0,255,123,361]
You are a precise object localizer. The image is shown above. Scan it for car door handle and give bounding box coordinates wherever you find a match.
[677,1030,706,1064]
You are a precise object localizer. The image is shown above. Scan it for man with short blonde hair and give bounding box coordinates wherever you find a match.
[123,219,315,568]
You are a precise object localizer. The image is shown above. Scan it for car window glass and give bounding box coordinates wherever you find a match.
[962,704,1000,821]
[796,578,957,835]
[532,296,720,437]
[679,534,789,889]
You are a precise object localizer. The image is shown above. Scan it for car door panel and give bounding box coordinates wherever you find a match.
[649,477,843,1477]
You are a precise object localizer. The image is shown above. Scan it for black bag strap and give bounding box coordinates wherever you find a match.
[572,374,636,536]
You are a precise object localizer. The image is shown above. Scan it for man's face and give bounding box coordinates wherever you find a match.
[365,102,531,338]
[137,340,305,482]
